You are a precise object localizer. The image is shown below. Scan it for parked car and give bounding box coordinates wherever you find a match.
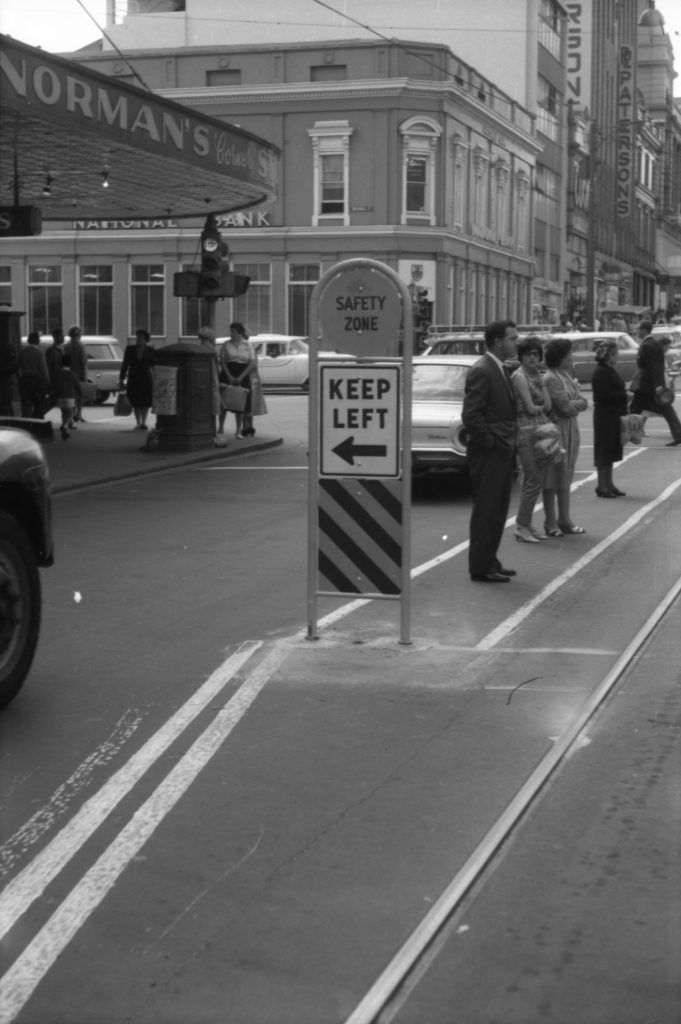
[81,336,124,403]
[216,334,353,391]
[411,354,477,477]
[549,331,640,384]
[0,418,54,707]
[422,333,485,357]
[28,335,124,404]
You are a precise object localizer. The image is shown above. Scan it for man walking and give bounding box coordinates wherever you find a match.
[630,331,681,447]
[462,319,519,582]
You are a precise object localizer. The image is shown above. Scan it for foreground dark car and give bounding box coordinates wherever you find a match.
[0,420,54,707]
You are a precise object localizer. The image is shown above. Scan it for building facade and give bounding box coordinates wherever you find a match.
[0,38,540,343]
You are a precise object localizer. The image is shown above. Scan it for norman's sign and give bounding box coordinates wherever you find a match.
[0,39,278,192]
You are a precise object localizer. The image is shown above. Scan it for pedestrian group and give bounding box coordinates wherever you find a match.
[462,318,680,583]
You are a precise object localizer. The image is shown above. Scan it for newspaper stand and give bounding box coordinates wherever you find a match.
[307,258,413,644]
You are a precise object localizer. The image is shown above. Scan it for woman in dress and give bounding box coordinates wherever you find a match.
[217,321,256,438]
[541,338,589,536]
[511,336,552,543]
[119,328,154,429]
[591,339,628,497]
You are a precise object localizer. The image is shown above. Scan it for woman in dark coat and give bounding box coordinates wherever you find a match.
[119,327,154,429]
[592,339,629,497]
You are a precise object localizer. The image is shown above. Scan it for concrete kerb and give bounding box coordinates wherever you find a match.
[49,436,283,495]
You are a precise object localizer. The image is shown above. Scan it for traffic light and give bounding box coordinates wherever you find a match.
[223,272,250,297]
[199,214,229,298]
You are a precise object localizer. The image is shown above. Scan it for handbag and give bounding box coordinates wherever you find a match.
[220,383,248,412]
[655,386,675,407]
[620,413,646,446]
[114,391,132,416]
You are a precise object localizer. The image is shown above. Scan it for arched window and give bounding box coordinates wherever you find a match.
[399,117,442,225]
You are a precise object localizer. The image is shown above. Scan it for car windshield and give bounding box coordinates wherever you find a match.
[85,343,121,358]
[413,363,469,401]
[429,338,482,355]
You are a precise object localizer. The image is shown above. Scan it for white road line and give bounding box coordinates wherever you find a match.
[477,475,681,650]
[0,641,261,945]
[0,640,292,1024]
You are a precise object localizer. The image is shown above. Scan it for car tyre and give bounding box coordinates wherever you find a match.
[0,512,41,708]
[95,390,110,404]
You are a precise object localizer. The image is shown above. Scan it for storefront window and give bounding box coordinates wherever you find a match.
[288,264,320,337]
[79,265,113,335]
[233,263,271,335]
[131,264,164,337]
[28,265,62,335]
[0,266,11,307]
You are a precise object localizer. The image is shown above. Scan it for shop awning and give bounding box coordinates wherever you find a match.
[0,34,279,223]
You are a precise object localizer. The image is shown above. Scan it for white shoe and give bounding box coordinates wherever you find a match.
[514,526,540,544]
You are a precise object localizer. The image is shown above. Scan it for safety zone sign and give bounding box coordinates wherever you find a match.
[319,363,401,478]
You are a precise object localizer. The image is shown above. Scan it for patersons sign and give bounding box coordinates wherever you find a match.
[0,37,278,193]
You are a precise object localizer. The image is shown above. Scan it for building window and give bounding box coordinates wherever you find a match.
[288,264,320,336]
[537,77,561,142]
[399,116,442,226]
[233,263,271,334]
[539,0,562,59]
[28,265,62,335]
[0,266,11,307]
[406,157,427,213]
[130,264,164,338]
[79,265,113,335]
[308,121,353,227]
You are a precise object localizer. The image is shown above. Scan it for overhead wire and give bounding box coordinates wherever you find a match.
[73,0,154,92]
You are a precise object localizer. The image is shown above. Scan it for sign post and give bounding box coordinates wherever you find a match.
[307,259,413,644]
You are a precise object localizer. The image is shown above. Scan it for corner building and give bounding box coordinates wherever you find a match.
[1,36,540,342]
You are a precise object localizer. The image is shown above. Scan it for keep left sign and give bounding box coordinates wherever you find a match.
[320,363,401,478]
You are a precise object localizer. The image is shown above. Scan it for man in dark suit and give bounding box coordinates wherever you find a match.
[630,332,681,446]
[462,320,519,582]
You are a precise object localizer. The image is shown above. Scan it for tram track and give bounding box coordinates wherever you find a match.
[343,573,681,1024]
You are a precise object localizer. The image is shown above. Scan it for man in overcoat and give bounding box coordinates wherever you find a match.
[462,319,519,581]
[630,332,681,446]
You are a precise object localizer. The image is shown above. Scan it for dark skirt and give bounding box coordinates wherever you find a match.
[593,406,624,465]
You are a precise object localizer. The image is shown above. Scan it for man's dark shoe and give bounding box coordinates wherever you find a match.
[665,439,681,446]
[470,572,510,583]
[496,567,517,576]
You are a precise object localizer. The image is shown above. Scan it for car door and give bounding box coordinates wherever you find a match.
[258,341,297,387]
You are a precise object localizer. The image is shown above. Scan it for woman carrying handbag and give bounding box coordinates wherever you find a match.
[217,322,256,438]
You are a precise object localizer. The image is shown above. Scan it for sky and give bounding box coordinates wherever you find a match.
[1,0,680,95]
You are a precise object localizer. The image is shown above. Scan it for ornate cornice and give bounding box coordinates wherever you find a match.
[159,77,540,153]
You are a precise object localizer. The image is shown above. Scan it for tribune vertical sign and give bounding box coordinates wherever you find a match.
[306,259,414,644]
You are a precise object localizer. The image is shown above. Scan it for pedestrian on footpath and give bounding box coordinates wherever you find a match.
[591,340,629,497]
[541,338,588,536]
[461,319,519,583]
[18,331,50,417]
[65,325,89,423]
[45,326,65,409]
[119,328,155,430]
[55,353,81,440]
[629,332,681,447]
[196,326,222,442]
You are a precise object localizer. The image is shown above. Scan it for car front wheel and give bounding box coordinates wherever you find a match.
[0,512,41,708]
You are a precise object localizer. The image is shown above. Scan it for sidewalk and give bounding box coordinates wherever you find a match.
[42,414,283,494]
